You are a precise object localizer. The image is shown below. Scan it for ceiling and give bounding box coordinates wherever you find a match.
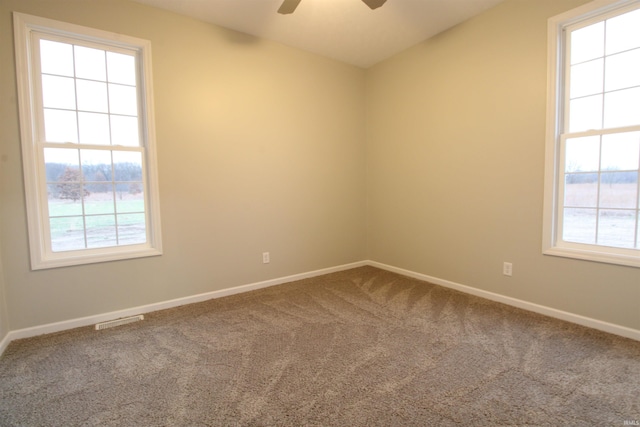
[132,0,506,68]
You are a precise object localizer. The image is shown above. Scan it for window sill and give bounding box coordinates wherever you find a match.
[32,246,162,270]
[543,246,640,268]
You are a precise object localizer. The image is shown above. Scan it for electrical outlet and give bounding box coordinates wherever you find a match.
[262,252,270,264]
[503,262,513,277]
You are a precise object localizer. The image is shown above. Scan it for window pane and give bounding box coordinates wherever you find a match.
[107,51,136,85]
[41,75,76,110]
[570,59,603,98]
[40,40,74,77]
[569,95,603,132]
[601,132,640,171]
[563,208,597,244]
[55,180,86,202]
[565,136,600,172]
[86,215,116,248]
[571,22,604,64]
[117,213,146,245]
[110,115,139,146]
[116,184,144,213]
[603,87,640,129]
[76,79,108,113]
[605,49,640,92]
[108,84,137,116]
[78,112,110,145]
[81,149,112,180]
[84,165,111,182]
[605,8,640,55]
[84,187,115,215]
[113,151,143,181]
[598,209,636,248]
[43,109,78,143]
[50,216,85,252]
[44,148,80,175]
[564,175,598,207]
[600,172,638,208]
[45,163,69,183]
[80,150,112,182]
[47,184,83,216]
[74,45,106,81]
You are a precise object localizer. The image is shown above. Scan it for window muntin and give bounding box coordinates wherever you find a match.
[544,1,640,267]
[14,13,162,269]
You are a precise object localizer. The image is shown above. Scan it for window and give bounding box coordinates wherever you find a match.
[544,0,640,268]
[14,13,162,270]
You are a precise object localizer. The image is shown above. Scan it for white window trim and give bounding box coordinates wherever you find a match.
[13,12,163,270]
[543,0,640,268]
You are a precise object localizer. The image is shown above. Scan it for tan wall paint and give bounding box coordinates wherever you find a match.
[366,0,640,330]
[0,0,367,329]
[1,0,638,335]
[0,237,7,341]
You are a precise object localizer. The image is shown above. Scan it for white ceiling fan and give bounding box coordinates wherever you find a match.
[278,0,387,15]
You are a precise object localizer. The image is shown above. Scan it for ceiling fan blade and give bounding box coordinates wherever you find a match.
[361,0,387,9]
[278,0,302,14]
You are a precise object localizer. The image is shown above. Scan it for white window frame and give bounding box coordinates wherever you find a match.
[543,0,640,268]
[13,13,162,270]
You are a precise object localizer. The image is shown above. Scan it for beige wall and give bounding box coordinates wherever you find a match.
[0,237,7,341]
[0,0,367,329]
[366,0,640,330]
[1,0,639,335]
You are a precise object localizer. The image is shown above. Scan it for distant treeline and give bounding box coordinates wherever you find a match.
[46,162,143,195]
[566,171,638,184]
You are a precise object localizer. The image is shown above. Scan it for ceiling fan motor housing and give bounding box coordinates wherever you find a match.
[278,0,387,15]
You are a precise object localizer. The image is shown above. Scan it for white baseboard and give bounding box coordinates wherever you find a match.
[1,261,367,354]
[0,331,10,357]
[368,261,640,342]
[1,258,638,360]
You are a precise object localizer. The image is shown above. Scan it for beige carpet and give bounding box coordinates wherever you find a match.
[0,266,639,426]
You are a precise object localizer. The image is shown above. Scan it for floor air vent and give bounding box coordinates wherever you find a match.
[95,315,144,330]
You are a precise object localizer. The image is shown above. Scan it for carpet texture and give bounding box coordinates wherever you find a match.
[0,266,639,426]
